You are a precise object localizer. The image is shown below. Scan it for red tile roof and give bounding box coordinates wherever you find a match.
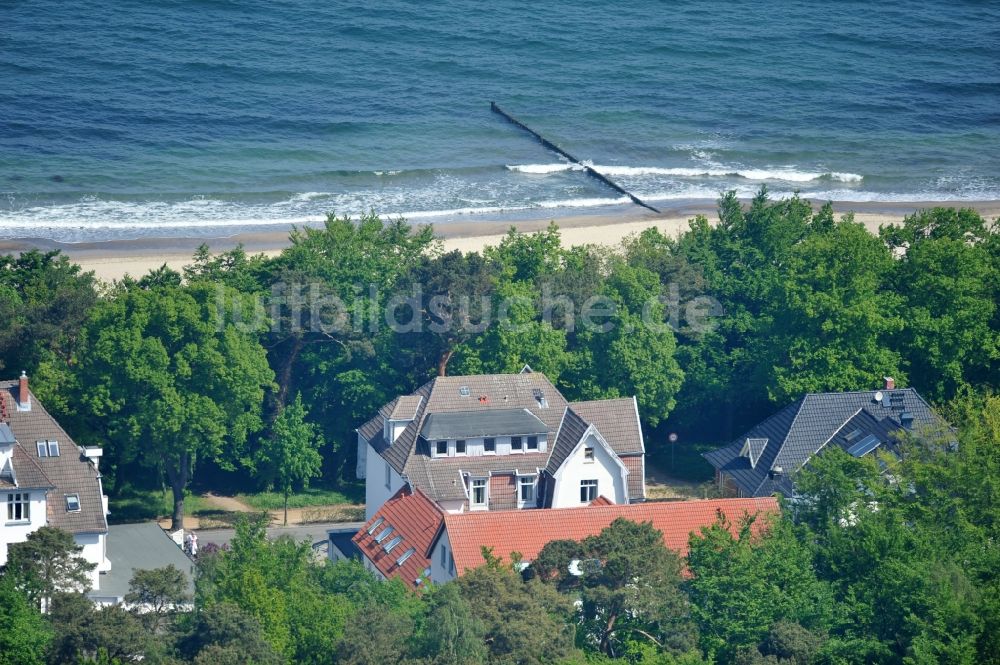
[441,497,779,575]
[352,487,443,588]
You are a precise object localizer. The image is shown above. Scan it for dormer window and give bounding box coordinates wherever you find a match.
[527,436,538,451]
[511,436,523,452]
[455,440,467,455]
[435,440,448,456]
[484,438,496,454]
[65,494,81,512]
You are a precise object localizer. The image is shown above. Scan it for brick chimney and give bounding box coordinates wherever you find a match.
[883,376,895,390]
[17,371,30,411]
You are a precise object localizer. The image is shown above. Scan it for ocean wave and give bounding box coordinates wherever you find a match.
[505,163,581,174]
[507,162,863,183]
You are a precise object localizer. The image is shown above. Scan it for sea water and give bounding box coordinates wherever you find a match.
[2,0,999,242]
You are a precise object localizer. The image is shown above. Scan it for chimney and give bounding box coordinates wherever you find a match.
[770,465,784,479]
[17,371,30,411]
[883,376,895,390]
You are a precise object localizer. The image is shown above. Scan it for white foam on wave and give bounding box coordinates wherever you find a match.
[505,163,581,174]
[508,162,863,183]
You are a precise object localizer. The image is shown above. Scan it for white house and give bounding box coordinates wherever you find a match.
[0,373,110,590]
[356,368,646,519]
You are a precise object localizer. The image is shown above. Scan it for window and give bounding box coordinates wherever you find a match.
[449,553,456,576]
[511,436,523,452]
[519,476,535,504]
[456,439,467,455]
[436,440,448,456]
[440,544,448,568]
[48,441,59,456]
[384,461,391,489]
[470,478,487,508]
[580,479,598,503]
[527,436,538,451]
[374,525,395,544]
[584,446,595,463]
[483,437,496,453]
[36,441,47,457]
[366,516,385,534]
[6,492,30,522]
[397,547,416,566]
[383,535,404,553]
[65,494,81,512]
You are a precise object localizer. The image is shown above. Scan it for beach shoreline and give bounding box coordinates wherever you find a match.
[3,198,998,283]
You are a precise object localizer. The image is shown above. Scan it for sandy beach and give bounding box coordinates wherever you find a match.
[3,200,999,283]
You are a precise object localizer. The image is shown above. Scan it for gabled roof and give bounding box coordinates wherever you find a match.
[360,372,647,505]
[438,497,779,574]
[352,487,443,588]
[704,388,943,497]
[545,407,590,473]
[0,382,107,534]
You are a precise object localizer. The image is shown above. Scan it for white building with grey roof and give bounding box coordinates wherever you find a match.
[357,367,646,518]
[0,373,110,589]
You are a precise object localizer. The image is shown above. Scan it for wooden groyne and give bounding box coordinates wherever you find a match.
[490,101,661,214]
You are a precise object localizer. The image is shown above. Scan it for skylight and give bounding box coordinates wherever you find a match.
[459,386,470,397]
[847,434,881,458]
[374,525,395,544]
[384,535,404,553]
[366,517,385,535]
[65,494,81,512]
[396,547,416,566]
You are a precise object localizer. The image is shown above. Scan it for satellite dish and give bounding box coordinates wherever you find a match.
[568,559,583,576]
[874,391,884,402]
[668,432,678,443]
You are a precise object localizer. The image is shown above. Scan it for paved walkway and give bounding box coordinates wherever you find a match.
[194,521,364,549]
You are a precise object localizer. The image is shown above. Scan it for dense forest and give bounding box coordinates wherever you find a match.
[1,191,998,663]
[1,190,995,522]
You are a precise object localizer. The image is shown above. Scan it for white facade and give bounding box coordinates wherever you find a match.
[550,429,629,507]
[429,528,456,584]
[74,531,111,588]
[0,490,48,566]
[364,441,406,519]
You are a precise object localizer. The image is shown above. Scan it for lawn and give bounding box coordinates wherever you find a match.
[648,440,717,483]
[236,485,363,511]
[107,487,211,524]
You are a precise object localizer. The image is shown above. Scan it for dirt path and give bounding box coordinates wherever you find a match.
[203,492,255,512]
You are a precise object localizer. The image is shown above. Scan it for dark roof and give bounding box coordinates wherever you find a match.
[566,398,644,457]
[352,487,442,588]
[0,382,108,534]
[704,388,943,497]
[545,408,589,474]
[420,408,548,440]
[87,522,194,603]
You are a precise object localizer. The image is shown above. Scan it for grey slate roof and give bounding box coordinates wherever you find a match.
[88,522,194,603]
[704,388,943,497]
[421,408,548,440]
[746,438,768,469]
[545,408,589,474]
[1,381,108,534]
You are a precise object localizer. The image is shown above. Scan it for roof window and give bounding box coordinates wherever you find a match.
[459,386,471,397]
[396,547,416,566]
[366,516,385,535]
[65,494,81,512]
[384,535,404,553]
[374,525,395,544]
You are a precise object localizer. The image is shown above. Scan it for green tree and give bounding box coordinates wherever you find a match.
[177,602,282,665]
[767,220,903,401]
[125,565,190,632]
[686,515,834,663]
[0,577,51,665]
[255,393,324,525]
[70,281,274,529]
[882,208,999,401]
[457,562,579,665]
[416,582,487,665]
[3,526,96,608]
